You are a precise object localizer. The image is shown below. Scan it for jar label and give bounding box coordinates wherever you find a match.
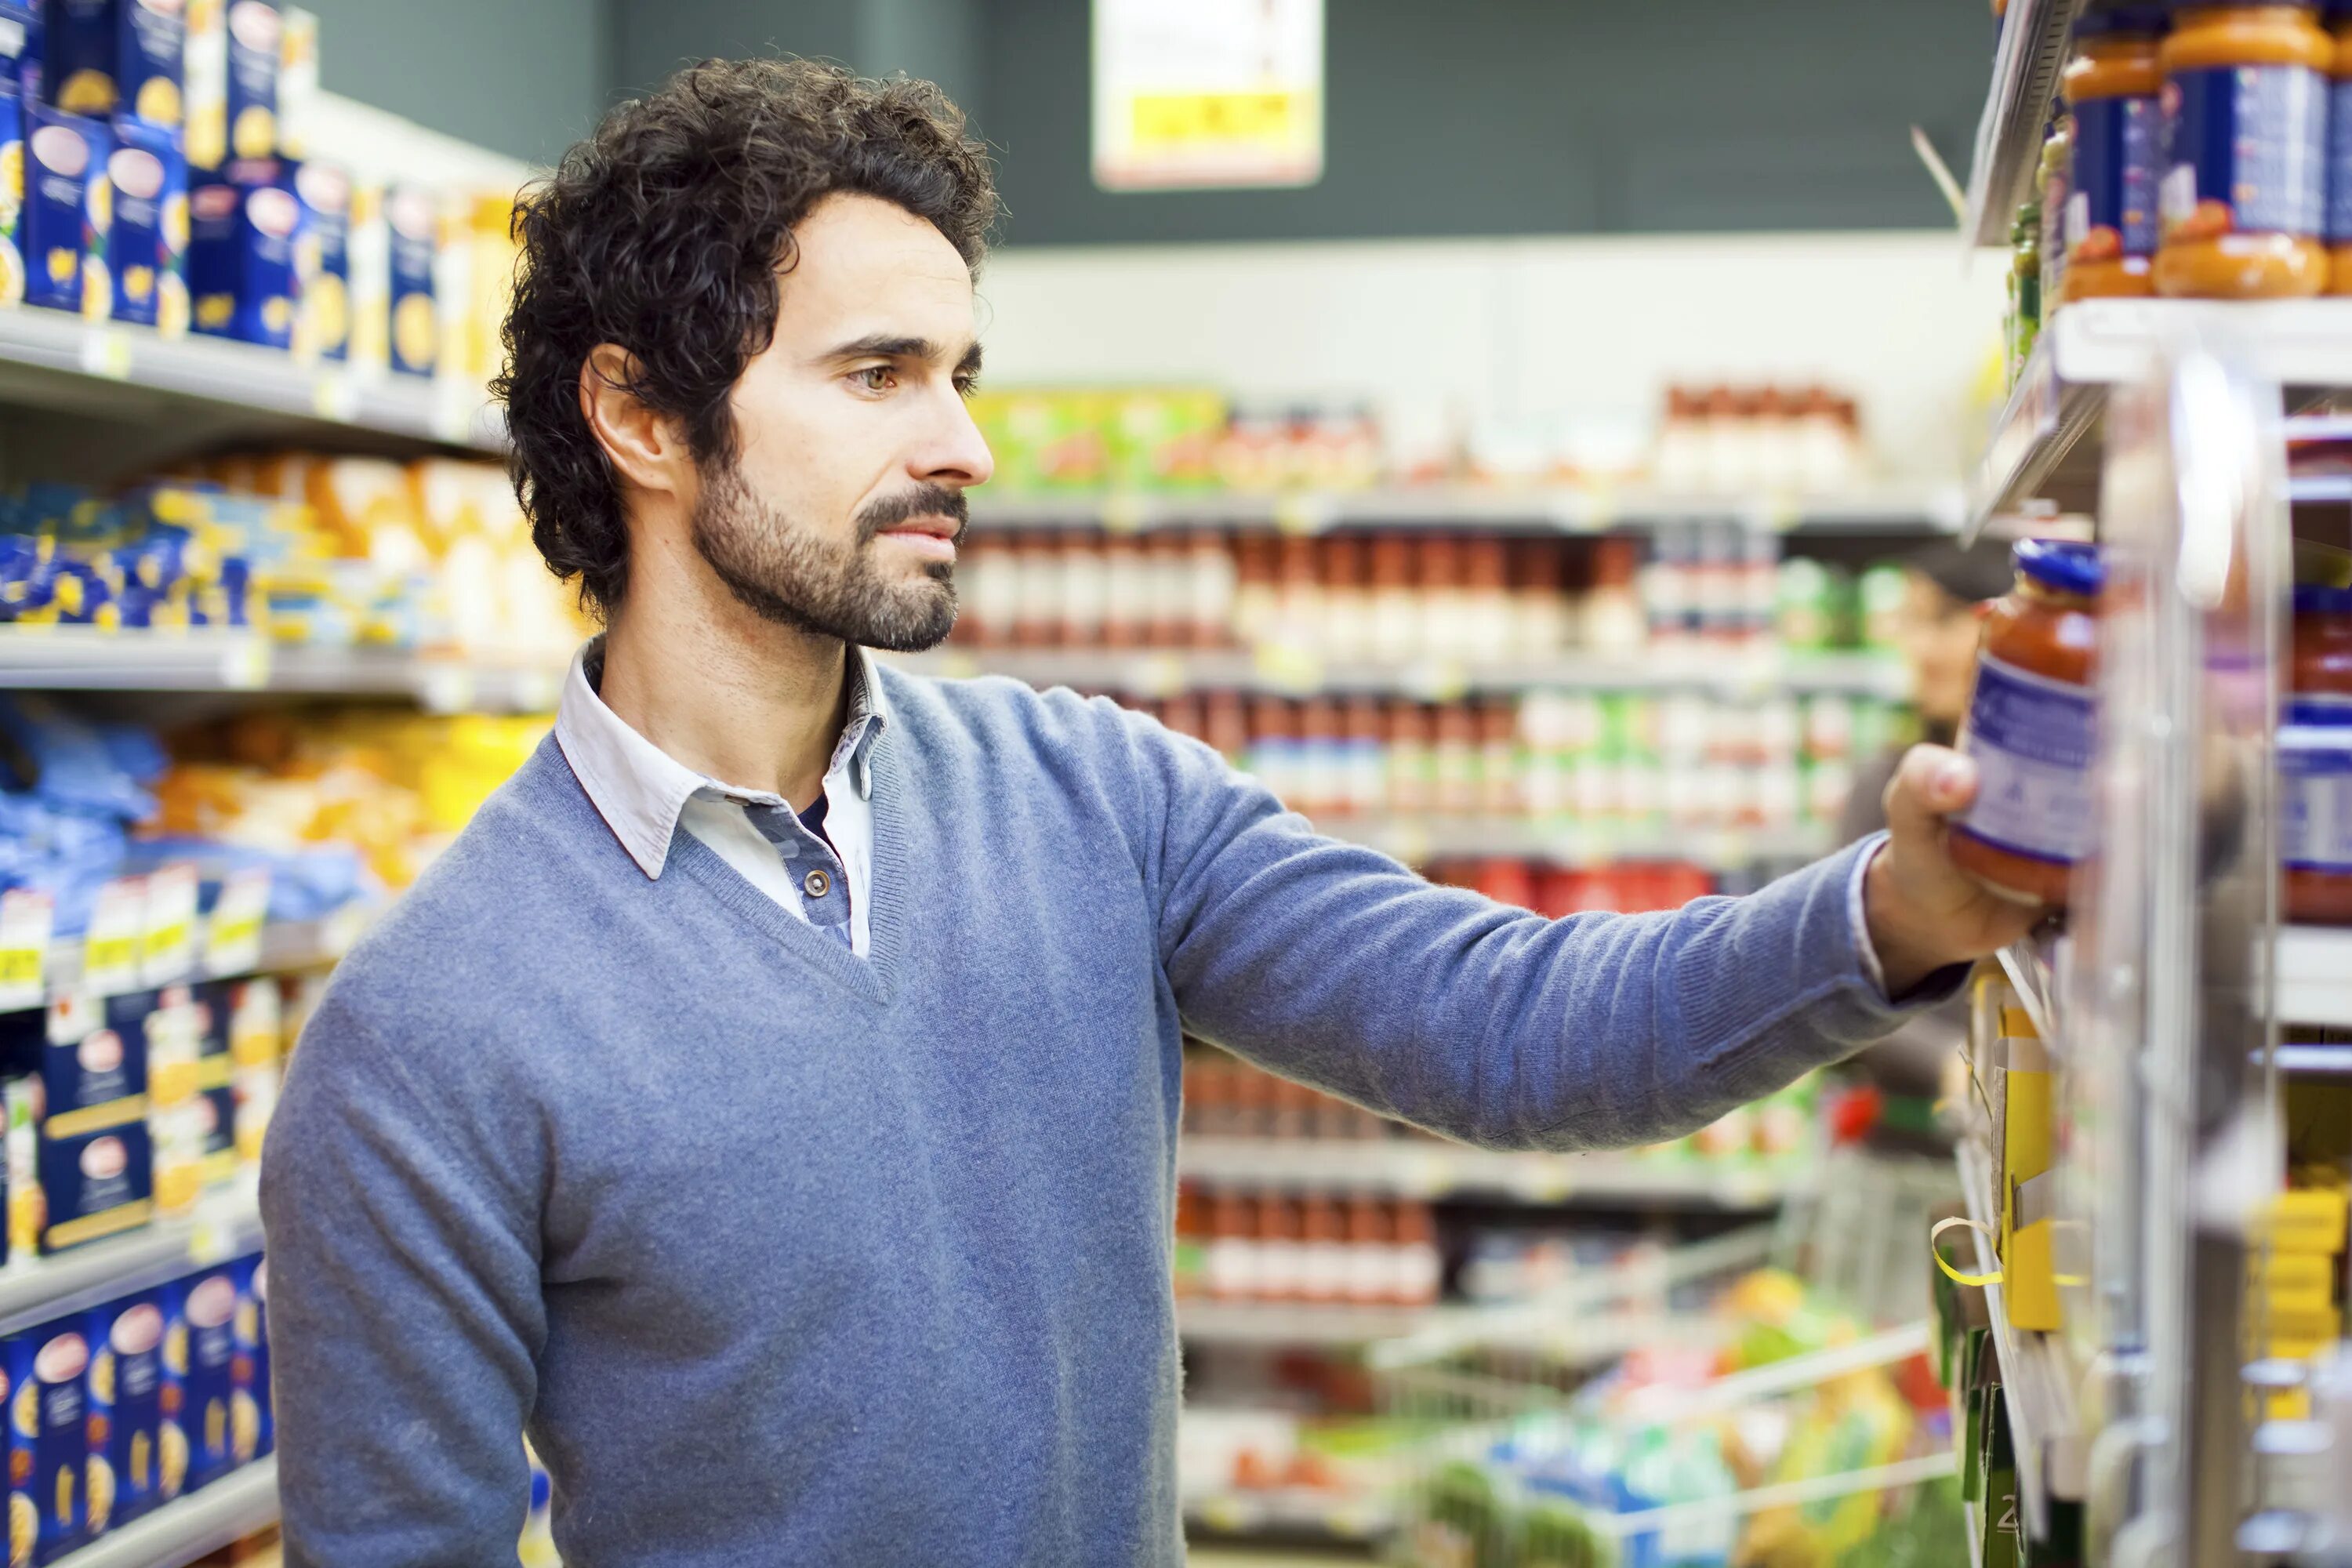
[2282,695,2352,873]
[2331,78,2352,243]
[2161,65,2326,240]
[1958,653,2098,866]
[2068,95,2161,260]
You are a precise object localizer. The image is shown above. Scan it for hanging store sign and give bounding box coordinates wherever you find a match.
[1091,0,1324,191]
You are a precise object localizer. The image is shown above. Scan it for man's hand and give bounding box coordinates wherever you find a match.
[1864,743,2045,997]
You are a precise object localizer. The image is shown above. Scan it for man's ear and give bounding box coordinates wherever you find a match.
[579,345,689,500]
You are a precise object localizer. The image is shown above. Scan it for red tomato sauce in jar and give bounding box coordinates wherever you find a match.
[1951,540,2104,907]
[2284,583,2352,924]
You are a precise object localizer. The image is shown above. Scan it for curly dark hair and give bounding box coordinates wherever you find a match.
[492,58,997,618]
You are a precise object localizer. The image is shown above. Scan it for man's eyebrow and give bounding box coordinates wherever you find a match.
[956,342,983,377]
[824,334,982,368]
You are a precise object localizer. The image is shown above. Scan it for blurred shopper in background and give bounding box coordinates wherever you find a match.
[1835,539,2016,1145]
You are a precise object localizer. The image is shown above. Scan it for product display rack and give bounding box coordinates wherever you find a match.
[1969,299,2352,535]
[0,630,563,714]
[968,482,1964,536]
[47,1460,278,1568]
[0,303,502,457]
[1183,1486,1392,1544]
[0,1185,262,1341]
[888,646,1911,702]
[1177,1137,1806,1210]
[7,902,378,1015]
[1962,0,2081,248]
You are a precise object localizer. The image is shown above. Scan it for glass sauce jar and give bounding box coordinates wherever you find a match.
[2062,6,2167,299]
[2154,3,2332,298]
[2331,2,2352,289]
[1951,540,2105,907]
[2283,583,2352,924]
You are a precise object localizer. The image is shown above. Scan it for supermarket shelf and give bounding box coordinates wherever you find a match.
[2275,1043,2352,1075]
[1961,0,2078,248]
[0,630,562,713]
[1955,1138,2085,1540]
[967,483,1963,535]
[1314,815,1832,872]
[1184,1487,1392,1542]
[1178,1138,1808,1210]
[1969,300,2352,538]
[1178,1298,1433,1346]
[0,1185,262,1340]
[52,1458,278,1568]
[13,902,376,1012]
[2278,926,2352,1028]
[887,647,1912,701]
[0,302,499,454]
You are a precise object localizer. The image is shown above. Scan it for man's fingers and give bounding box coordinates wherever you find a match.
[1882,743,1976,843]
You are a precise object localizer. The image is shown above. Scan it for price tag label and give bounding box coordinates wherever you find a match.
[142,863,200,985]
[0,891,55,1011]
[83,876,148,995]
[1324,1501,1382,1538]
[311,371,358,423]
[1510,1158,1575,1204]
[1401,659,1468,704]
[218,636,271,690]
[1198,1497,1254,1534]
[1404,1148,1455,1197]
[203,869,272,978]
[1252,641,1323,694]
[1555,485,1615,534]
[188,1214,232,1265]
[1272,492,1332,536]
[1127,652,1187,699]
[78,326,133,380]
[416,663,478,714]
[1100,494,1146,535]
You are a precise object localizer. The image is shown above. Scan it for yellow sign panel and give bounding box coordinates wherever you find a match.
[1129,91,1309,153]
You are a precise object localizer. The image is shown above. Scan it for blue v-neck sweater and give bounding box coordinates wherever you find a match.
[260,669,1943,1568]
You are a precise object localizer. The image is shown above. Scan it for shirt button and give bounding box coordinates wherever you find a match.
[803,869,831,898]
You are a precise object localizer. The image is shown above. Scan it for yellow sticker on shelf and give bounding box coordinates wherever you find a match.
[1272,492,1330,535]
[1253,641,1323,694]
[1511,1160,1574,1204]
[1198,1496,1253,1534]
[1930,1215,2002,1287]
[0,890,53,1011]
[311,372,358,423]
[84,877,147,994]
[1401,659,1468,705]
[78,327,133,381]
[1100,494,1146,535]
[1129,652,1187,699]
[218,639,270,690]
[1404,1148,1455,1196]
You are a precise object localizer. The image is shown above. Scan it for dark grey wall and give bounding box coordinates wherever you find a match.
[299,0,610,169]
[981,0,1994,245]
[322,0,1993,238]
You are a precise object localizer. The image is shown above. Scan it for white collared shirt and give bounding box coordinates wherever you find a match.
[554,639,887,957]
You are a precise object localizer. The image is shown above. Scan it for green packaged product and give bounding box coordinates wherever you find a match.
[1857,564,1911,650]
[1522,1495,1612,1568]
[1774,556,1850,652]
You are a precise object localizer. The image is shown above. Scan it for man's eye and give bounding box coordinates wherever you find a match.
[954,375,980,399]
[853,367,895,392]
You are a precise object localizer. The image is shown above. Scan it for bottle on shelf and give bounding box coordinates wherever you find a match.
[2284,583,2352,923]
[2060,5,2165,300]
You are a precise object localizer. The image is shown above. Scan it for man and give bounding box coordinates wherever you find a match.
[262,60,2033,1567]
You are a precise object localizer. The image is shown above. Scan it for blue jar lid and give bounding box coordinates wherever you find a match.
[2013,538,2105,598]
[2073,4,2169,34]
[2293,583,2352,616]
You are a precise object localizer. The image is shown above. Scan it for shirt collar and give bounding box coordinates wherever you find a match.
[554,637,891,880]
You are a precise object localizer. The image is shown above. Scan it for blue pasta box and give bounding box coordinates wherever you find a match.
[385,182,434,376]
[195,1077,231,1187]
[5,1316,92,1563]
[227,1255,265,1464]
[188,154,297,348]
[42,0,184,127]
[20,99,103,316]
[104,113,180,329]
[289,157,346,359]
[40,990,149,1141]
[35,1120,149,1252]
[0,3,31,308]
[182,0,266,172]
[158,1266,234,1495]
[84,1291,163,1530]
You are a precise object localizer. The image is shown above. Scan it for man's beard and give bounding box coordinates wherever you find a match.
[690,459,966,652]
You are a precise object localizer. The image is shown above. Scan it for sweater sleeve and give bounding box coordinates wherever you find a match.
[1121,709,1962,1151]
[260,985,542,1568]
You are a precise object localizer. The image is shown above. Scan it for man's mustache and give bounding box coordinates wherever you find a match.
[858,486,970,545]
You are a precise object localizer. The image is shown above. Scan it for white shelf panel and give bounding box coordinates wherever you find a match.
[967,483,1962,535]
[1177,1298,1432,1346]
[51,1458,277,1568]
[1178,1138,1806,1210]
[1962,0,2080,248]
[1969,300,2352,537]
[887,647,1912,701]
[1955,1138,2085,1539]
[1314,815,1831,872]
[0,630,561,713]
[2278,926,2352,1028]
[0,1186,261,1340]
[1185,1486,1391,1541]
[0,301,499,453]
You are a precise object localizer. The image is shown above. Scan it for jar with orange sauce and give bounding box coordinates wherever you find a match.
[1951,541,2104,907]
[2282,583,2352,923]
[2063,6,2168,299]
[2328,2,2352,290]
[2156,2,2332,298]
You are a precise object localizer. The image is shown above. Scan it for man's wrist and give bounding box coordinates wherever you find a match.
[1864,844,1947,1000]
